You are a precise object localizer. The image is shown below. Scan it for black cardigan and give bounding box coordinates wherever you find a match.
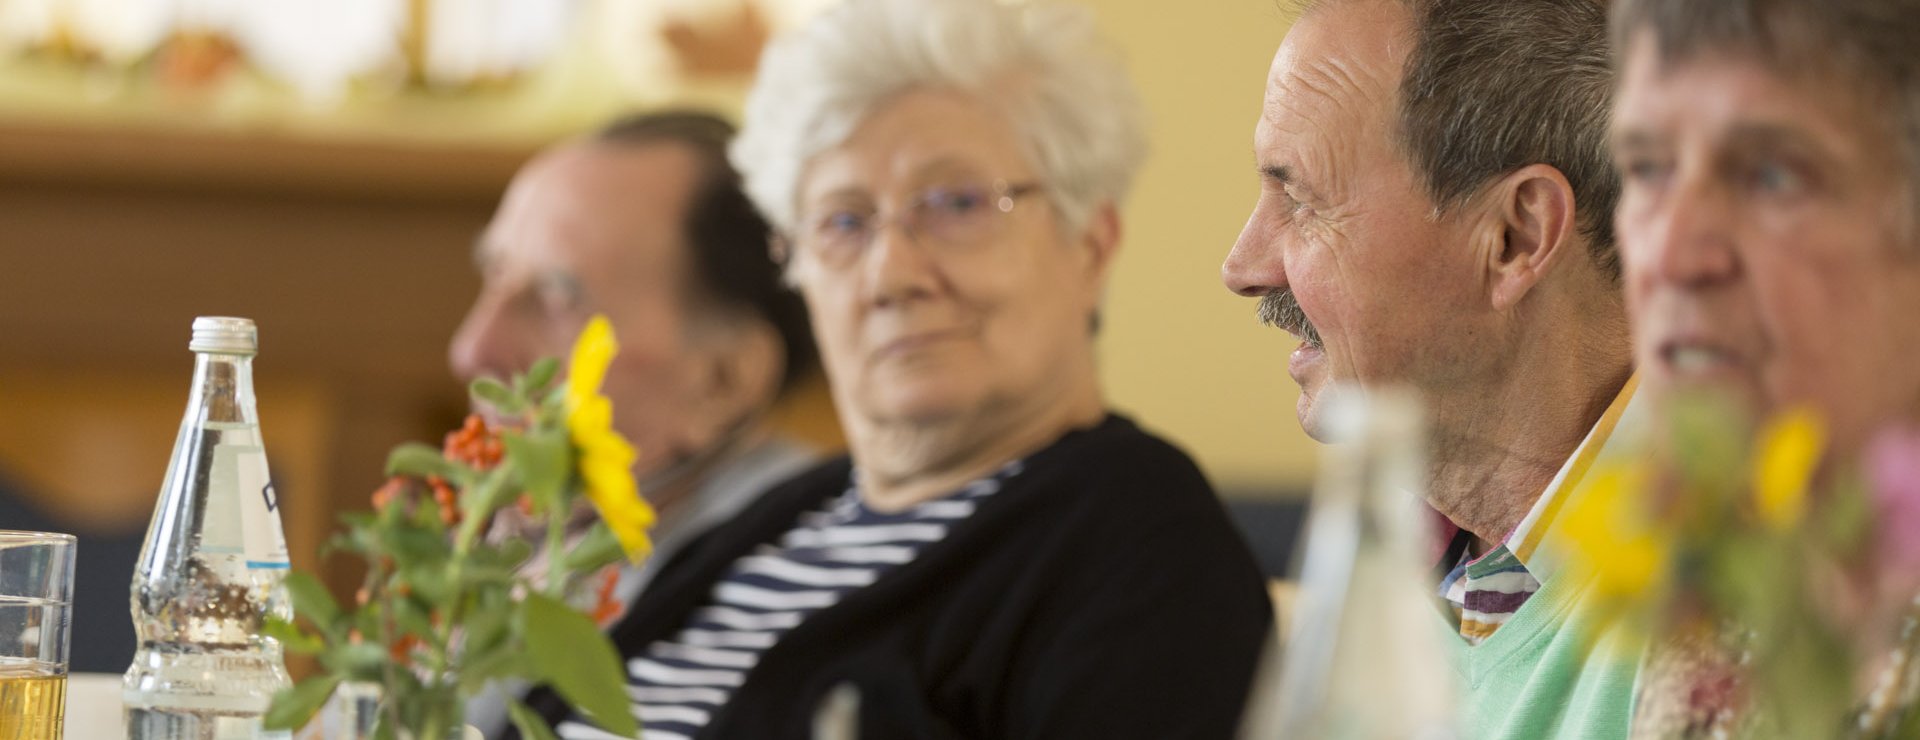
[524,414,1274,739]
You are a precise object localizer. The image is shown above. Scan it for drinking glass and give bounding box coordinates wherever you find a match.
[0,531,75,740]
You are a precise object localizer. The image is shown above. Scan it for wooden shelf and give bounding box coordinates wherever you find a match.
[0,121,534,204]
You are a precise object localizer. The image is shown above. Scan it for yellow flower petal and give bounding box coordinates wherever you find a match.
[1561,464,1668,601]
[562,314,655,562]
[567,315,618,408]
[1752,407,1825,531]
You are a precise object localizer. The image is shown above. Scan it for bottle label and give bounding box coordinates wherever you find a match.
[209,444,291,569]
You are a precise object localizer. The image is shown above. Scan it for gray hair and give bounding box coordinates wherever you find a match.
[730,0,1148,241]
[1612,0,1920,222]
[1396,0,1621,279]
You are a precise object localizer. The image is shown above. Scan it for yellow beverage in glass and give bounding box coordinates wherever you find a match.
[0,531,74,740]
[0,660,65,739]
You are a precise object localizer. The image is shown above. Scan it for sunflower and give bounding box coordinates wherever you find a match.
[566,315,655,561]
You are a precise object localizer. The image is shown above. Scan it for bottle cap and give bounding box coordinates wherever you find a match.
[189,316,258,355]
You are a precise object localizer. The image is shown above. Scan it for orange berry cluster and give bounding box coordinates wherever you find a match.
[443,414,504,471]
[366,414,506,527]
[368,474,461,527]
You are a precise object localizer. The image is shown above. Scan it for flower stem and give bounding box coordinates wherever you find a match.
[543,504,568,600]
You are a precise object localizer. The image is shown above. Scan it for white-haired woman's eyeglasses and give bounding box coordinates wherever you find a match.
[786,179,1045,270]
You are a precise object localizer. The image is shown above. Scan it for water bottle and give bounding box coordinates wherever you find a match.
[124,317,293,739]
[1247,385,1459,739]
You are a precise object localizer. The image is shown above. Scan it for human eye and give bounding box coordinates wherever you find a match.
[1616,153,1672,189]
[922,185,992,216]
[535,271,586,316]
[1744,159,1804,195]
[1283,186,1314,215]
[810,209,870,240]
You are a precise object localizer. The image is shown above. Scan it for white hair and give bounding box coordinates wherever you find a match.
[730,0,1149,238]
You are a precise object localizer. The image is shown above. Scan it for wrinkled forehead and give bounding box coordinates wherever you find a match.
[1264,0,1410,139]
[1615,39,1900,166]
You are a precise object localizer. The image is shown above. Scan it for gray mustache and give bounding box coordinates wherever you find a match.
[1257,290,1323,349]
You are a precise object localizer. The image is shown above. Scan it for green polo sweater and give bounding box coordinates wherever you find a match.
[1435,566,1643,739]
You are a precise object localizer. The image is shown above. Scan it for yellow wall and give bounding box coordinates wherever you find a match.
[1085,0,1316,496]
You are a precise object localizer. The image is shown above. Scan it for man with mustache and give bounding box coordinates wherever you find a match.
[1223,0,1640,736]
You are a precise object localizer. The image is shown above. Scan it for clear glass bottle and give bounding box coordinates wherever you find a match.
[1252,386,1459,740]
[124,317,293,740]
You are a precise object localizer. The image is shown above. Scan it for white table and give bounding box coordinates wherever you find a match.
[67,673,128,739]
[66,674,476,739]
[67,674,325,739]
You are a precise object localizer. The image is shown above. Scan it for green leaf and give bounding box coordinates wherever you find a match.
[562,522,626,574]
[462,589,516,655]
[1819,474,1873,553]
[520,592,638,737]
[457,649,534,696]
[282,571,343,633]
[460,466,523,527]
[522,358,560,397]
[322,642,390,681]
[471,376,523,413]
[471,538,534,570]
[263,674,341,731]
[397,561,454,605]
[390,595,438,643]
[385,442,473,486]
[503,429,570,507]
[261,616,325,655]
[379,524,451,566]
[508,698,565,740]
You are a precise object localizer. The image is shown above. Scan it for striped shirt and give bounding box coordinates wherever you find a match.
[1439,374,1641,646]
[1439,537,1545,645]
[556,461,1022,740]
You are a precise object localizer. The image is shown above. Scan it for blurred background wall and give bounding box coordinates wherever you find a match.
[0,0,1308,674]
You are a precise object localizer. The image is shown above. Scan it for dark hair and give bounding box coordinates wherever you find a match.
[1611,0,1920,215]
[592,111,817,397]
[1393,0,1621,279]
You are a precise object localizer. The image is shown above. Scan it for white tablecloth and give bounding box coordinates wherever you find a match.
[64,674,477,739]
[67,673,127,739]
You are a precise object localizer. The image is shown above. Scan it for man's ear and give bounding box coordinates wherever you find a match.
[1483,163,1579,311]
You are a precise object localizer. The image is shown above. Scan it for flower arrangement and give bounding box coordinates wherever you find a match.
[261,315,655,740]
[1560,392,1920,738]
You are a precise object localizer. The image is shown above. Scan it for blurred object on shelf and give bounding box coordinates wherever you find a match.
[0,0,835,144]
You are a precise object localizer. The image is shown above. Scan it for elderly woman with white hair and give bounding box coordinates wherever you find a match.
[515,0,1273,737]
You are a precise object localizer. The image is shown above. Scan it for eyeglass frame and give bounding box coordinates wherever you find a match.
[773,178,1047,269]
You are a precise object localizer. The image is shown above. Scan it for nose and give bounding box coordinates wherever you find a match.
[1627,173,1741,289]
[1223,205,1289,297]
[448,290,532,384]
[862,218,943,308]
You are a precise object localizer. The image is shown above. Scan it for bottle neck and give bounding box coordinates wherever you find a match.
[188,352,258,426]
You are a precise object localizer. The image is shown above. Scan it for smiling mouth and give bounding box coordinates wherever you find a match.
[1658,340,1744,378]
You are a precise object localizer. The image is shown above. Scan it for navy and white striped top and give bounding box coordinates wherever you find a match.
[556,461,1022,740]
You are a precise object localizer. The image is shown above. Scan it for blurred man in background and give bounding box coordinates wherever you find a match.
[1223,0,1637,736]
[449,111,822,735]
[1610,0,1920,732]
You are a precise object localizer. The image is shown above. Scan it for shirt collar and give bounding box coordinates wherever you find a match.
[1504,373,1645,582]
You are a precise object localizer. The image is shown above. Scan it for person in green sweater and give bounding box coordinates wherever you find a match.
[1220,0,1643,736]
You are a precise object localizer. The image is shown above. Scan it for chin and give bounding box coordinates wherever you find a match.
[1298,391,1333,444]
[866,385,982,427]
